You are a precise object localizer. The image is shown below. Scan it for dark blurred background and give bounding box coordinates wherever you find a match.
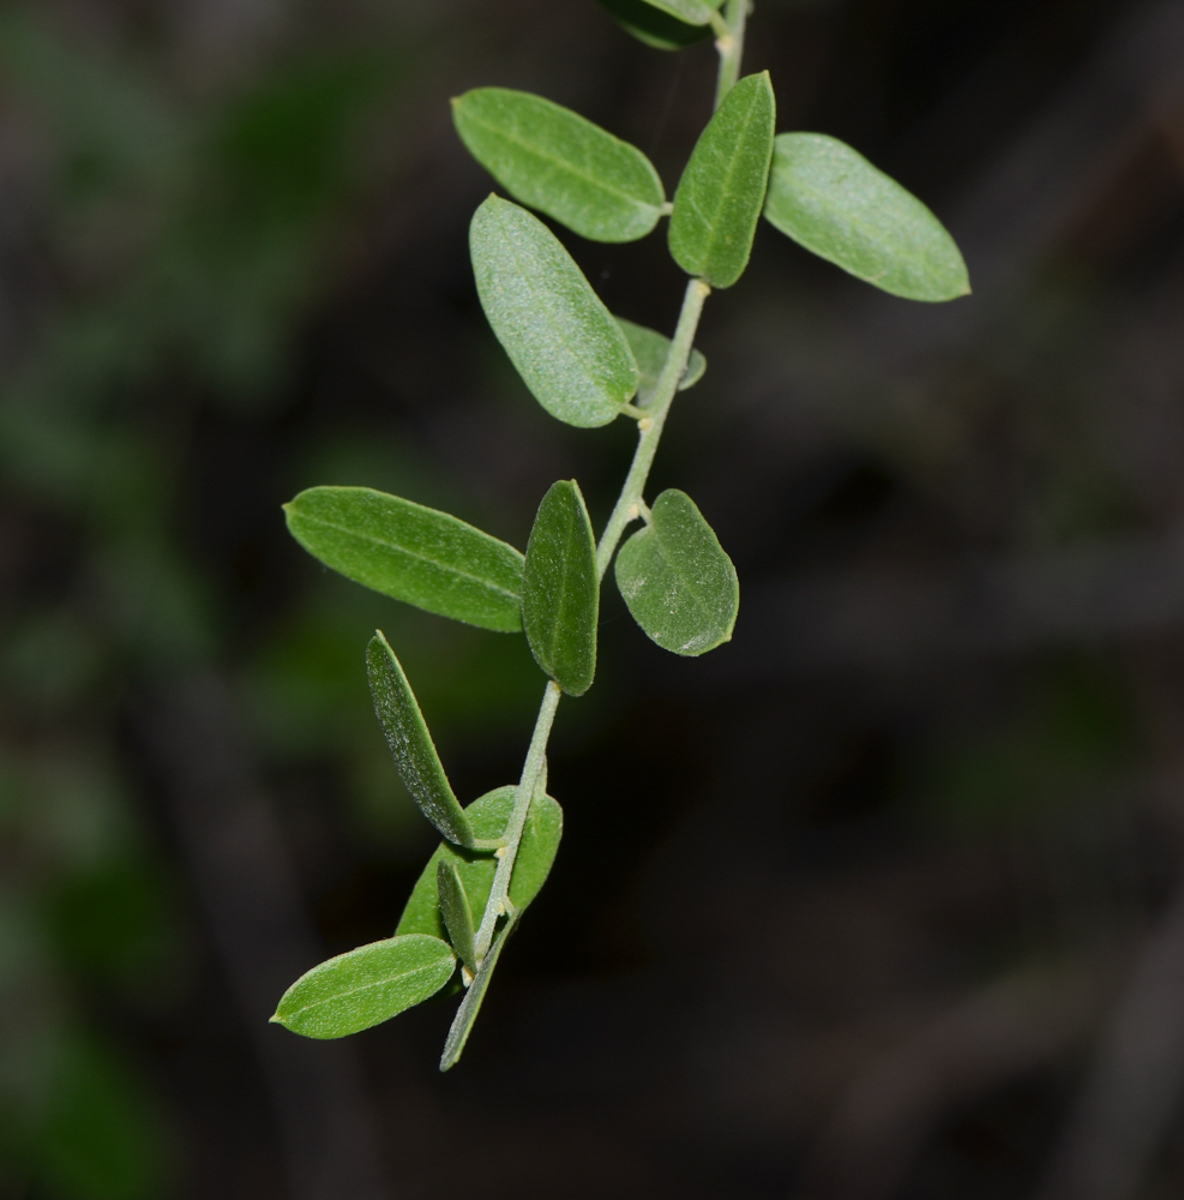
[4,0,1184,1197]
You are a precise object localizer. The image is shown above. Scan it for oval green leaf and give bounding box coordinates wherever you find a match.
[615,489,738,655]
[271,934,455,1040]
[284,486,524,632]
[396,785,564,940]
[437,861,477,974]
[669,72,776,288]
[763,133,970,302]
[470,195,639,428]
[523,480,599,696]
[368,631,482,849]
[453,89,665,243]
[597,0,713,49]
[616,317,706,405]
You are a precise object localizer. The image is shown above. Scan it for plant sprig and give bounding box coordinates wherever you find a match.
[272,0,970,1070]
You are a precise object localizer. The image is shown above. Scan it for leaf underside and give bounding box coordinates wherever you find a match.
[284,486,524,632]
[596,0,714,49]
[669,71,776,288]
[396,786,564,942]
[439,914,516,1071]
[522,480,599,695]
[763,132,970,302]
[367,631,477,848]
[616,316,706,405]
[272,934,455,1040]
[437,860,478,974]
[453,88,665,243]
[615,488,739,655]
[471,196,640,427]
[638,0,722,22]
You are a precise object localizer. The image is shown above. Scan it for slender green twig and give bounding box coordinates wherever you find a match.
[596,277,711,579]
[472,678,560,961]
[461,0,748,1007]
[715,0,749,108]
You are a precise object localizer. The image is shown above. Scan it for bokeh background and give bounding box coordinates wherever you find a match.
[4,0,1184,1197]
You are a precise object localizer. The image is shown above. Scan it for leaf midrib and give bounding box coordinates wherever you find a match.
[298,512,522,604]
[695,88,764,269]
[771,151,965,291]
[468,111,661,215]
[289,959,447,1021]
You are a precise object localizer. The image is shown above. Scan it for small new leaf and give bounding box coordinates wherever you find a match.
[523,481,599,695]
[284,487,524,632]
[597,0,713,50]
[453,89,665,243]
[669,72,776,288]
[616,317,706,405]
[272,935,455,1040]
[615,489,738,655]
[440,914,517,1071]
[396,786,564,940]
[763,133,970,302]
[368,631,483,849]
[437,861,477,974]
[471,196,639,427]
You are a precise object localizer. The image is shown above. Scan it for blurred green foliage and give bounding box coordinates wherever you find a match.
[0,5,427,1194]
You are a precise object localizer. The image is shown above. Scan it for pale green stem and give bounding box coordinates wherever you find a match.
[595,277,711,580]
[463,0,747,1017]
[472,678,560,961]
[714,0,749,109]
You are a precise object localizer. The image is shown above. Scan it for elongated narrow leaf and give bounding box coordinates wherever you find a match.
[616,317,706,405]
[523,480,598,695]
[439,914,517,1072]
[285,486,524,632]
[669,72,776,288]
[437,861,477,974]
[471,196,639,428]
[368,631,483,849]
[272,934,455,1040]
[763,133,970,302]
[597,0,712,49]
[453,89,665,243]
[396,785,564,940]
[615,489,738,655]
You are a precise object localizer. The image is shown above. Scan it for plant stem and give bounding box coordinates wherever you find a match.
[445,0,758,1077]
[466,0,747,987]
[714,0,749,109]
[595,276,711,580]
[473,678,560,961]
[468,278,711,968]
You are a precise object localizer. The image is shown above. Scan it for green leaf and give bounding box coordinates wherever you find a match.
[396,785,564,940]
[284,486,524,632]
[439,913,517,1072]
[437,861,477,974]
[271,934,455,1039]
[616,317,706,404]
[597,0,714,49]
[762,133,971,302]
[368,631,488,849]
[523,480,599,695]
[635,0,722,22]
[453,89,665,243]
[669,72,776,288]
[470,195,639,427]
[614,489,738,655]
